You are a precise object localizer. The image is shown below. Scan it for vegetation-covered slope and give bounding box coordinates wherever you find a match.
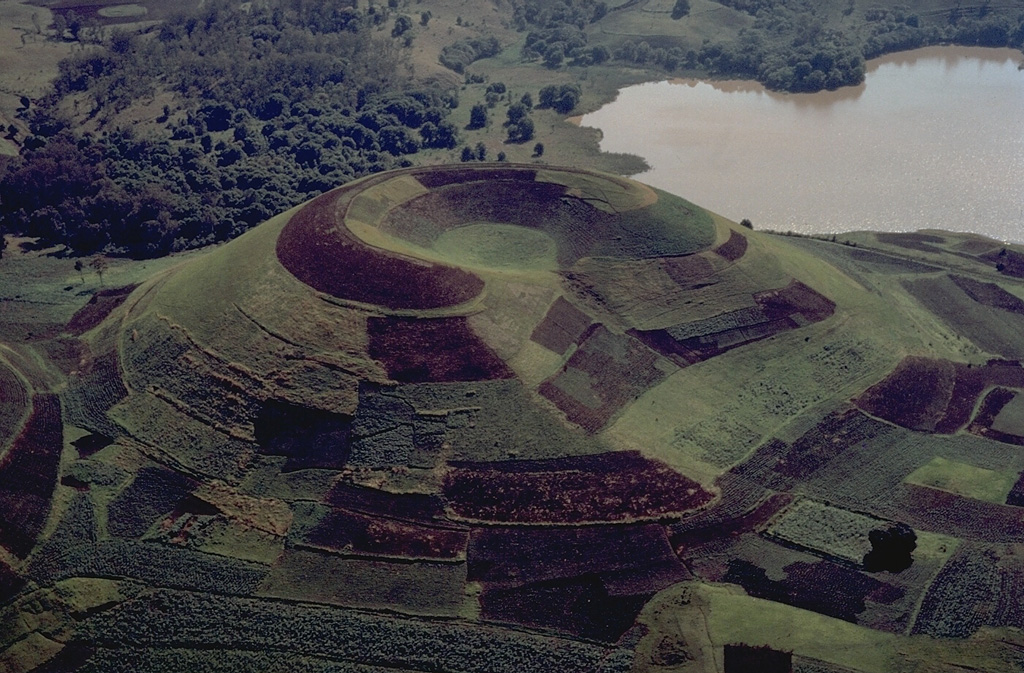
[4,164,1024,672]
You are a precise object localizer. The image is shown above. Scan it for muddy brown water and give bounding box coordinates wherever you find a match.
[582,47,1024,242]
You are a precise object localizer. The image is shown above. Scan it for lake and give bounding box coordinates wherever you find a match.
[581,46,1024,242]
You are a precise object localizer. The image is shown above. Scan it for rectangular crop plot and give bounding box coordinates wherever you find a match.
[766,500,882,564]
[444,451,714,523]
[467,523,685,587]
[0,394,63,558]
[529,296,593,355]
[905,457,1017,504]
[302,507,468,560]
[539,325,675,432]
[259,548,467,616]
[368,316,514,383]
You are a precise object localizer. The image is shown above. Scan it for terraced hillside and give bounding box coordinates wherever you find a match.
[3,165,1024,673]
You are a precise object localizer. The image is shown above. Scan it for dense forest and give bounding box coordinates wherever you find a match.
[509,0,1024,93]
[0,0,461,257]
[2,0,1024,258]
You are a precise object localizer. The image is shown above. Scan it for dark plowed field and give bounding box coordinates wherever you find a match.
[0,394,63,558]
[277,189,484,309]
[443,451,714,523]
[368,316,514,383]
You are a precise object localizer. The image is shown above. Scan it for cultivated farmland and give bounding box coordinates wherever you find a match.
[3,164,1024,673]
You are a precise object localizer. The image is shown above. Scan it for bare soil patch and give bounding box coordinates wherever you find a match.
[443,450,714,523]
[367,316,513,383]
[539,325,673,432]
[277,188,484,310]
[529,296,593,355]
[0,394,62,558]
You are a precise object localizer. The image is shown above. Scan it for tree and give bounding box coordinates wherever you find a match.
[468,103,488,129]
[671,0,691,20]
[391,15,412,38]
[90,256,109,285]
[863,523,916,573]
[543,43,565,69]
[74,259,85,283]
[505,102,528,126]
[474,142,487,161]
[496,151,506,161]
[532,142,544,157]
[506,117,534,143]
[520,92,533,109]
[460,145,474,162]
[420,11,431,27]
[740,218,753,229]
[538,84,581,114]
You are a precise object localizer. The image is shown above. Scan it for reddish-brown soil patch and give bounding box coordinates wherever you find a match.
[855,356,957,431]
[538,325,672,432]
[442,451,714,523]
[0,394,63,558]
[754,280,836,323]
[713,230,747,261]
[633,280,834,367]
[367,316,513,383]
[413,166,539,188]
[529,296,593,355]
[671,491,793,550]
[66,284,138,336]
[303,507,468,560]
[982,247,1024,278]
[325,483,447,523]
[859,358,1024,434]
[895,484,1024,542]
[277,188,484,310]
[967,387,1024,446]
[949,274,1024,315]
[467,523,684,586]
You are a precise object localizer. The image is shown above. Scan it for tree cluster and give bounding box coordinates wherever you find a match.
[537,84,582,114]
[863,522,916,573]
[0,0,462,258]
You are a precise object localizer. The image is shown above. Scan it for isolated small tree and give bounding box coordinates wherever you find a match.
[532,142,544,157]
[392,15,412,38]
[420,11,431,26]
[468,103,488,129]
[740,218,753,229]
[475,142,487,161]
[496,151,507,162]
[863,523,916,573]
[90,256,108,286]
[460,145,474,162]
[74,259,85,284]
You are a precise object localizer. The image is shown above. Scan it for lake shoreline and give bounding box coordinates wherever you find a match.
[581,46,1024,243]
